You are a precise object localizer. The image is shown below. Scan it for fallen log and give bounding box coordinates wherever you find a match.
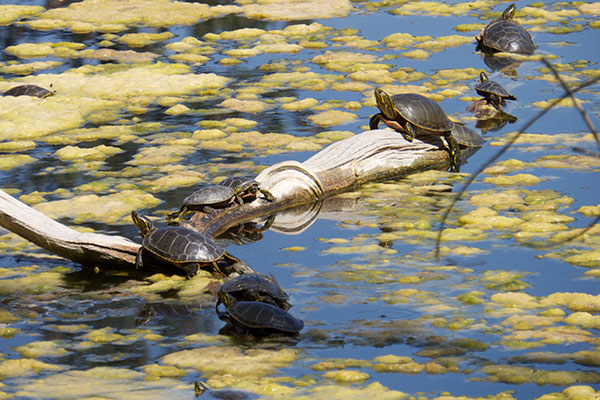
[0,129,451,268]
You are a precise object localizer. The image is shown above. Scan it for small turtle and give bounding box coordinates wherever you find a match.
[217,273,290,312]
[3,84,55,98]
[369,88,459,171]
[219,176,274,203]
[222,301,304,335]
[476,3,535,55]
[168,184,238,220]
[194,381,255,399]
[475,71,517,108]
[132,210,237,277]
[451,123,485,148]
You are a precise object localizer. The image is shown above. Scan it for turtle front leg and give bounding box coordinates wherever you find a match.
[167,206,187,221]
[259,189,274,202]
[182,262,200,279]
[369,113,383,130]
[443,132,461,172]
[135,248,145,270]
[403,123,416,142]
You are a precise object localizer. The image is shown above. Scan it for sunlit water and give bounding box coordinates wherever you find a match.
[0,0,599,399]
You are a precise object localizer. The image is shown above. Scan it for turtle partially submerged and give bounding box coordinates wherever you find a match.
[219,176,274,203]
[217,273,290,312]
[132,210,237,277]
[475,71,517,108]
[3,84,55,98]
[168,184,238,220]
[369,88,460,170]
[476,3,535,55]
[451,123,485,148]
[220,300,304,335]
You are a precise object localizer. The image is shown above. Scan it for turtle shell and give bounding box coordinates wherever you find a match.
[475,73,516,101]
[182,184,236,208]
[143,225,225,264]
[451,123,485,147]
[219,176,258,193]
[218,273,289,310]
[226,301,304,333]
[4,84,55,98]
[390,93,454,134]
[477,5,535,55]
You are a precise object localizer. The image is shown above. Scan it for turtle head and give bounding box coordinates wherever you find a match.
[374,88,398,120]
[502,3,516,20]
[218,289,236,308]
[131,210,153,236]
[479,71,489,83]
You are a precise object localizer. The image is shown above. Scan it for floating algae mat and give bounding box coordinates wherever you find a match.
[0,0,599,399]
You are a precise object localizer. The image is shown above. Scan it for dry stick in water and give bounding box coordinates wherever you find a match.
[434,59,600,259]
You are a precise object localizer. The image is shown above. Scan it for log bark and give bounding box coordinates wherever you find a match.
[0,129,451,267]
[0,189,138,266]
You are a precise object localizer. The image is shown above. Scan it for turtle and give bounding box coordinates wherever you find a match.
[132,210,236,277]
[476,3,535,55]
[475,71,517,108]
[216,273,290,313]
[219,176,274,203]
[222,301,304,335]
[451,123,485,148]
[369,88,459,171]
[194,381,255,400]
[168,184,238,220]
[3,84,55,98]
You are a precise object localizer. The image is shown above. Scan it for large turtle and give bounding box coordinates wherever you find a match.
[369,88,459,170]
[221,301,304,335]
[476,3,535,55]
[132,210,236,277]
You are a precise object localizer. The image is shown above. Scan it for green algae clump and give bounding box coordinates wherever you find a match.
[309,110,357,127]
[0,359,63,378]
[161,346,300,377]
[240,0,353,21]
[40,0,214,30]
[0,5,44,25]
[15,341,70,358]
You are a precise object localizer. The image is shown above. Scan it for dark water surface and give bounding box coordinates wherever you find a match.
[0,0,599,399]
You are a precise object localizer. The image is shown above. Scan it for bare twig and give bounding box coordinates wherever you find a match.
[434,59,600,259]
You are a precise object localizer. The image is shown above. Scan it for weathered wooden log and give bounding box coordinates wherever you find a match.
[0,129,450,267]
[0,188,138,266]
[193,129,449,236]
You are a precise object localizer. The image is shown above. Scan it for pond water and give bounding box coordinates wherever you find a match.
[0,0,599,399]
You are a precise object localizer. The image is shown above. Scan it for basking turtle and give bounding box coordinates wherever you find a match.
[168,184,238,220]
[475,71,517,108]
[217,273,290,312]
[369,88,459,170]
[132,210,236,277]
[3,84,55,98]
[221,301,304,335]
[476,3,535,55]
[219,176,274,203]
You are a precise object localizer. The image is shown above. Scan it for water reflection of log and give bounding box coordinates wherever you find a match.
[0,129,453,269]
